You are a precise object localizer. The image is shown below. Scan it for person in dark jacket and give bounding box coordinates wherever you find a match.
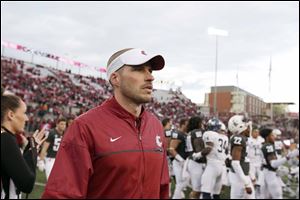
[1,88,46,199]
[42,48,169,198]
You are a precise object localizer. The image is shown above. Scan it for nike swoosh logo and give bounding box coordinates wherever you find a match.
[110,136,122,142]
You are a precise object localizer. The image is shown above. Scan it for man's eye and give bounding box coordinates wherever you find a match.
[132,67,142,71]
[132,66,152,73]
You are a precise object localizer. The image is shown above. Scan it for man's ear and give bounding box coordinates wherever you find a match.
[110,72,120,87]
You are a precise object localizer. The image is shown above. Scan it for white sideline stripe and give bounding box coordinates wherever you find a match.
[35,182,46,187]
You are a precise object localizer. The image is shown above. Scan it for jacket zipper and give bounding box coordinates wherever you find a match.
[135,118,144,198]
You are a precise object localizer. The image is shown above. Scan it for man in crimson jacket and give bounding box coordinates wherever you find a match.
[42,48,169,199]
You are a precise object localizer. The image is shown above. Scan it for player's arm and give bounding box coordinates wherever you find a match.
[231,145,242,160]
[40,131,53,160]
[267,148,299,168]
[231,145,252,194]
[168,139,184,162]
[192,140,213,160]
[39,141,50,160]
[202,141,213,156]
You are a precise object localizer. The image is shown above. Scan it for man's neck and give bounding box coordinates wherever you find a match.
[178,128,186,134]
[55,128,63,135]
[114,93,142,118]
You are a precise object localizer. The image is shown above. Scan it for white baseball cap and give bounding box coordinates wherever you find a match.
[106,48,165,79]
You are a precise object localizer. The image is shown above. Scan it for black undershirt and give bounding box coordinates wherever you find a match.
[1,128,37,198]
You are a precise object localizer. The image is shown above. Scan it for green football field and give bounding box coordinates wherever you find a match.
[24,169,298,199]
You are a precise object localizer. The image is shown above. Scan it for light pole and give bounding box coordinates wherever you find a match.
[269,56,273,121]
[208,27,228,116]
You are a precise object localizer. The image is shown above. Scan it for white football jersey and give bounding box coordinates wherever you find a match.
[202,131,228,162]
[274,140,283,150]
[247,136,264,164]
[274,140,284,156]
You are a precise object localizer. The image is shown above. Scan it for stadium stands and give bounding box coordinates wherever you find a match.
[1,56,199,132]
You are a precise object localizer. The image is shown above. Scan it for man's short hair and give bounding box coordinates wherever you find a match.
[162,118,171,127]
[179,118,188,127]
[56,117,67,124]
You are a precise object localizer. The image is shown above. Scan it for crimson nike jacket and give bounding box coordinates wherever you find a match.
[42,96,169,199]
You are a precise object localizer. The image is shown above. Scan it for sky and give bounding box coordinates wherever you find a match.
[1,1,299,112]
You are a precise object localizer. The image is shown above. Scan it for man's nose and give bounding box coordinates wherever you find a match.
[146,71,154,81]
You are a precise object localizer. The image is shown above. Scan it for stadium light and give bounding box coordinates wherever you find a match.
[208,27,228,116]
[208,27,228,37]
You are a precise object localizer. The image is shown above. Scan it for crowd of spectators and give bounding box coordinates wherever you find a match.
[1,56,199,132]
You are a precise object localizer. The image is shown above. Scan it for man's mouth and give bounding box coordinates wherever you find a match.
[142,85,153,90]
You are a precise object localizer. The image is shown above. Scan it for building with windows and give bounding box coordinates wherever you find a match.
[207,86,267,117]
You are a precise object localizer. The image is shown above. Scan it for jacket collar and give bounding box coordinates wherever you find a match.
[102,96,146,121]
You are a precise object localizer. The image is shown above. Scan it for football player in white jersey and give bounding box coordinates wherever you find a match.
[193,118,228,199]
[273,129,284,158]
[227,115,255,199]
[272,128,290,191]
[247,127,264,198]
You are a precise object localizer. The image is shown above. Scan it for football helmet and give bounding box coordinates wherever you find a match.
[228,115,252,135]
[272,128,282,136]
[220,121,227,132]
[207,117,222,132]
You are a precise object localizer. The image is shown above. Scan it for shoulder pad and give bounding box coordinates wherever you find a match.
[172,132,178,139]
[165,130,172,137]
[195,130,202,138]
